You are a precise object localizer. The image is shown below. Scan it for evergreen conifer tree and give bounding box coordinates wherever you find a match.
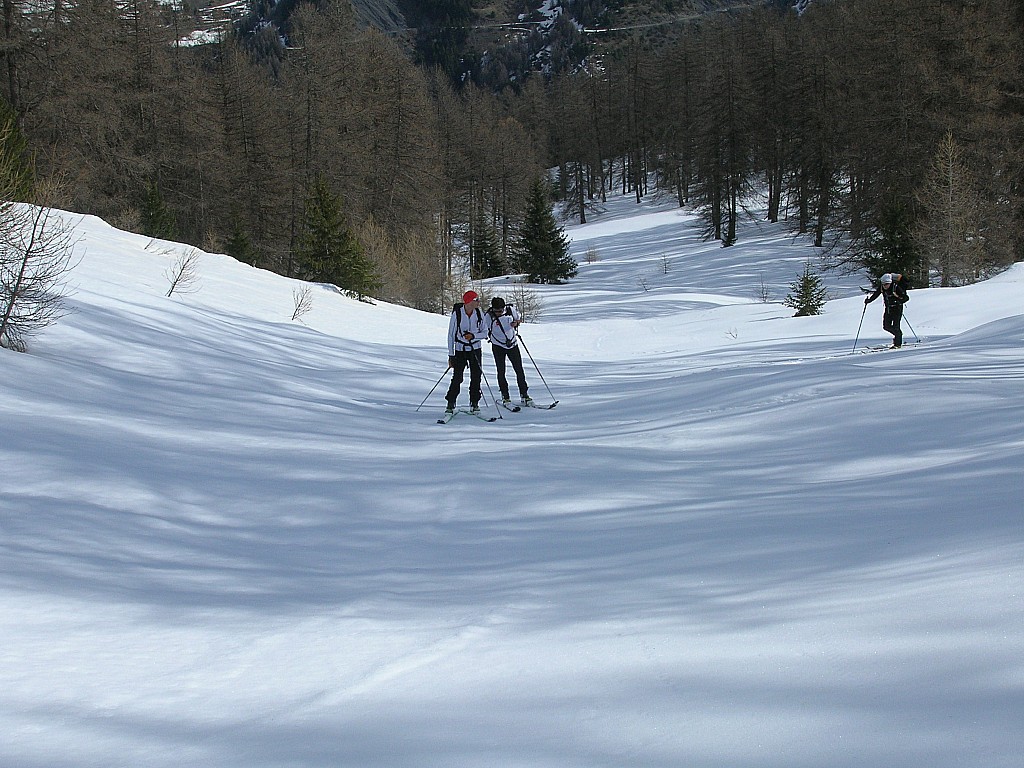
[295,175,379,300]
[413,0,472,81]
[783,262,829,317]
[141,181,177,240]
[225,220,256,266]
[864,198,924,287]
[515,178,577,284]
[0,100,33,200]
[139,180,177,240]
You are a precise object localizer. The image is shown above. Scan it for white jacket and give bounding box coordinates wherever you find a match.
[448,304,486,354]
[487,305,522,350]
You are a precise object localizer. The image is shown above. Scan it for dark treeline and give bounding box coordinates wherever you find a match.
[1,0,1021,311]
[2,0,545,309]
[549,0,1024,287]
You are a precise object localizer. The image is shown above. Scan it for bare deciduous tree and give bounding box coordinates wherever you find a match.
[507,282,542,323]
[163,248,201,297]
[291,285,313,321]
[915,132,989,287]
[0,200,77,353]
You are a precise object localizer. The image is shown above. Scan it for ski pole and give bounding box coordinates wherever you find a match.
[469,350,502,418]
[851,303,867,354]
[517,335,557,403]
[415,365,451,411]
[902,312,920,343]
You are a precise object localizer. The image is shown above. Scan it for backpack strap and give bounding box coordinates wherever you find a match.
[487,307,516,347]
[452,303,484,350]
[454,303,484,323]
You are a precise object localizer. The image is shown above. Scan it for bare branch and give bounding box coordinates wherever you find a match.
[164,248,201,297]
[506,282,543,323]
[0,203,78,353]
[291,285,313,321]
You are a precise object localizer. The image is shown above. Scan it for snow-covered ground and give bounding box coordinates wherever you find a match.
[2,194,1022,767]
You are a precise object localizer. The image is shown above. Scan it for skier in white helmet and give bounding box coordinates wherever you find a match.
[864,272,909,347]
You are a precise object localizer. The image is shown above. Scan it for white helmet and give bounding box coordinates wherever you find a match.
[881,273,893,285]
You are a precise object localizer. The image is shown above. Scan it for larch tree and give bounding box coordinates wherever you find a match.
[914,132,988,286]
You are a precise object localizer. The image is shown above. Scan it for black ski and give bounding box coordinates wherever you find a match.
[498,400,522,413]
[856,342,918,354]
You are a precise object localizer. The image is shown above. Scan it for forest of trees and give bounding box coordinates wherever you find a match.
[0,0,1021,312]
[542,0,1024,288]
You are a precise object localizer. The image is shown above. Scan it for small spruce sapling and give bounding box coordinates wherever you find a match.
[783,262,829,316]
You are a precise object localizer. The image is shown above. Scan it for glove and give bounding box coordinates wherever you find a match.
[448,355,456,368]
[864,297,870,304]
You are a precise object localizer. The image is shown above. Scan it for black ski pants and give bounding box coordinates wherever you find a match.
[883,304,904,347]
[492,344,529,400]
[446,348,482,407]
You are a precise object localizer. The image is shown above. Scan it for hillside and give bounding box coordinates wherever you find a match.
[351,0,406,32]
[1,194,1022,766]
[227,0,778,83]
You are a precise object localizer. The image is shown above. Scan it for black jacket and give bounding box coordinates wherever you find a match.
[865,281,909,309]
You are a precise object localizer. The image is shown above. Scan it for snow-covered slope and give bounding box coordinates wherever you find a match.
[2,195,1022,767]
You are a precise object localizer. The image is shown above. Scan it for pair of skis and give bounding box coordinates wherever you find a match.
[437,399,558,424]
[502,399,559,412]
[856,341,918,354]
[436,409,496,424]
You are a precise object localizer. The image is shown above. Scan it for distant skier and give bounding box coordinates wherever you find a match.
[486,296,532,407]
[445,290,487,414]
[864,272,909,348]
